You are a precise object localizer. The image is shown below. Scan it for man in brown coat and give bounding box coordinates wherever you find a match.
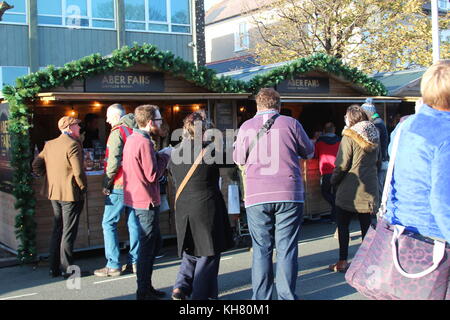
[32,116,87,278]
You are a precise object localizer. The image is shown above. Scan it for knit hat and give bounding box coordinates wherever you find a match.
[361,98,376,116]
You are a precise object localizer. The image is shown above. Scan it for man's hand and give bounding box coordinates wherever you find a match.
[102,188,111,196]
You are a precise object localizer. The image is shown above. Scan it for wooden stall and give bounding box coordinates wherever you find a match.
[233,69,402,220]
[0,62,249,257]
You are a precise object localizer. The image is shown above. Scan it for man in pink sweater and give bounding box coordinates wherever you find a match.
[122,105,171,300]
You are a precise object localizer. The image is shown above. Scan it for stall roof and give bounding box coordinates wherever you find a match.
[372,68,425,96]
[218,60,292,82]
[280,96,402,103]
[37,92,251,102]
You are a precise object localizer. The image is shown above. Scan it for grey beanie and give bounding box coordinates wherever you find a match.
[361,98,376,115]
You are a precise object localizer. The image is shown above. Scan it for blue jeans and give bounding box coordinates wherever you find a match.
[130,206,162,296]
[246,202,303,300]
[102,189,139,269]
[173,252,220,300]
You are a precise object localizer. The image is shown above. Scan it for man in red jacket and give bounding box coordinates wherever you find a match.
[122,105,171,300]
[315,122,341,223]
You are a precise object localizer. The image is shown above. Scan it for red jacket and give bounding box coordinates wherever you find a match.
[315,134,341,175]
[123,129,170,210]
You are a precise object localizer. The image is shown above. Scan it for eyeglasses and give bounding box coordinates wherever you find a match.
[153,118,163,121]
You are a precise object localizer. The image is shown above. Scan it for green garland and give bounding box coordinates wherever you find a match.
[1,45,385,263]
[247,53,387,96]
[2,43,247,263]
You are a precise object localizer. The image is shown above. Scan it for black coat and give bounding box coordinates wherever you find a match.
[168,140,234,257]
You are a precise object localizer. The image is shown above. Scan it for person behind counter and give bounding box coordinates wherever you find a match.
[32,116,87,278]
[80,113,100,148]
[314,122,341,223]
[94,104,140,278]
[122,105,172,300]
[169,112,234,300]
[233,88,314,300]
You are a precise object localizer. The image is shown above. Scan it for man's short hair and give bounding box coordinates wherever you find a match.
[256,88,281,110]
[134,105,159,128]
[107,103,126,117]
[421,60,450,111]
[323,122,335,133]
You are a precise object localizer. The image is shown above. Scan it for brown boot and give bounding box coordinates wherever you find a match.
[328,260,350,273]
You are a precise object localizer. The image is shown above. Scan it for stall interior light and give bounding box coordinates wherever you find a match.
[93,102,102,107]
[173,105,180,112]
[239,107,246,113]
[69,107,77,117]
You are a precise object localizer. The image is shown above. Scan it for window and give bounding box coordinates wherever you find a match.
[234,22,249,52]
[124,0,191,33]
[0,67,29,90]
[438,0,449,10]
[37,0,115,29]
[0,0,27,24]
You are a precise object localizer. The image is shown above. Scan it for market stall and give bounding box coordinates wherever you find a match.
[225,56,402,219]
[0,44,248,261]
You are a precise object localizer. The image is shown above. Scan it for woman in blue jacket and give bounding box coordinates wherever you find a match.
[384,60,450,243]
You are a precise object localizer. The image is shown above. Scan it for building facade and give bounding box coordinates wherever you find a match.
[0,0,206,90]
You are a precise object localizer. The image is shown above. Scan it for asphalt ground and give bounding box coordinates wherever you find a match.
[0,218,367,301]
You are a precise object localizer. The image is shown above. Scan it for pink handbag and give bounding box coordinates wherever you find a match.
[345,124,450,300]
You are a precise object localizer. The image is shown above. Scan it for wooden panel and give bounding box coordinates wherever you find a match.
[0,25,29,66]
[38,27,117,67]
[126,32,193,62]
[301,159,331,219]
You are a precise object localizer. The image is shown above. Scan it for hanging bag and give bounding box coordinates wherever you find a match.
[345,124,450,300]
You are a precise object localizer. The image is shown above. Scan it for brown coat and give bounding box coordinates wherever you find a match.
[32,134,87,202]
[331,122,381,214]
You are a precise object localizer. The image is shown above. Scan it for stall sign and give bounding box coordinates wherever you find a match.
[276,77,330,94]
[0,103,13,192]
[85,72,165,93]
[215,103,234,131]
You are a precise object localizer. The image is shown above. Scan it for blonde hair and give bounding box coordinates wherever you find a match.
[256,88,281,111]
[421,60,450,110]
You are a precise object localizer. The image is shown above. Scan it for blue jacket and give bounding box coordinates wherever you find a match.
[385,105,450,242]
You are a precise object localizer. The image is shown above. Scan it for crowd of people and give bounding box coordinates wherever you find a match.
[31,59,450,300]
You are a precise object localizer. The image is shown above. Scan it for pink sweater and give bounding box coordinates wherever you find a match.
[123,129,170,210]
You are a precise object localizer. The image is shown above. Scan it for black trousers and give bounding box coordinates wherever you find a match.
[49,200,84,273]
[336,206,372,261]
[320,174,336,222]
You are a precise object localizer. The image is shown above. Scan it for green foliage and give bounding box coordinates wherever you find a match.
[247,53,387,96]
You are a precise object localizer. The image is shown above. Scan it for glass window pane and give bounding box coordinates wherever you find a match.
[125,22,145,30]
[124,0,145,21]
[171,0,189,24]
[8,0,26,13]
[92,20,114,28]
[66,17,89,27]
[172,25,189,33]
[2,13,26,23]
[37,0,62,15]
[66,0,88,17]
[148,23,168,31]
[2,67,28,87]
[38,15,63,25]
[92,0,114,19]
[149,0,167,22]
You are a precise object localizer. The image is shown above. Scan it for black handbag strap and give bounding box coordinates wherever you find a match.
[245,113,280,163]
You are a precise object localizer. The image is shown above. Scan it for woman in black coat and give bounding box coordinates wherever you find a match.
[169,112,234,300]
